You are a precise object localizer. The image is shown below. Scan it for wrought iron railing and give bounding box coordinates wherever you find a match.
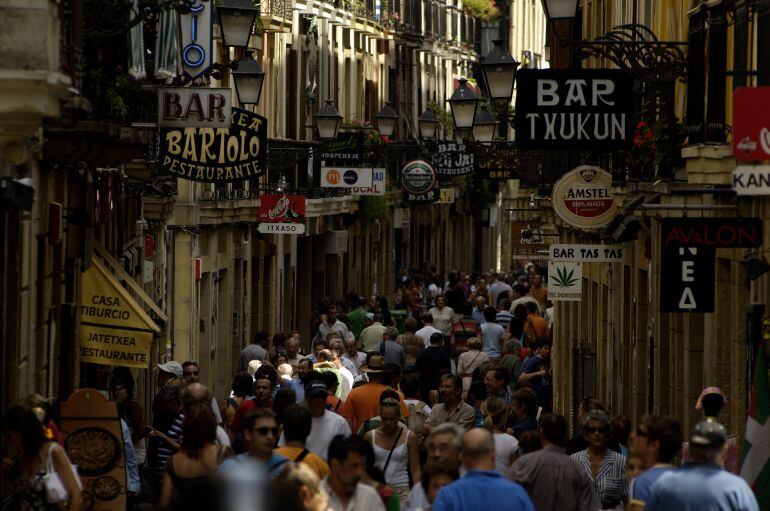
[197,186,351,202]
[260,0,293,19]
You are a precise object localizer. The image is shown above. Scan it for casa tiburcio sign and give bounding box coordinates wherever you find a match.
[402,160,438,202]
[551,165,617,229]
[733,87,770,161]
[257,194,306,234]
[159,108,267,183]
[514,69,633,150]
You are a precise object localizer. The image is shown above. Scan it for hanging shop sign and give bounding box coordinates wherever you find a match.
[158,87,231,128]
[732,87,770,161]
[732,166,770,195]
[548,261,582,301]
[402,159,438,202]
[318,133,364,163]
[474,142,516,180]
[257,194,306,234]
[180,0,213,78]
[351,167,386,195]
[551,165,617,229]
[661,218,762,248]
[426,141,475,177]
[514,69,633,150]
[438,188,457,204]
[660,245,715,313]
[549,244,624,262]
[321,166,374,188]
[61,389,126,511]
[79,259,160,368]
[159,108,267,183]
[511,221,546,250]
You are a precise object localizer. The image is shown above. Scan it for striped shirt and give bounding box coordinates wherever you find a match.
[495,310,513,328]
[570,448,628,509]
[155,412,184,477]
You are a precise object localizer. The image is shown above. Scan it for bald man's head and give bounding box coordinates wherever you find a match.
[461,428,496,471]
[182,382,212,411]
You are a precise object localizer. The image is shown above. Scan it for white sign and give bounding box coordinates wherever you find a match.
[180,1,213,78]
[158,88,231,127]
[732,166,770,195]
[548,261,582,301]
[549,244,624,262]
[551,165,617,229]
[321,167,374,188]
[351,168,386,195]
[257,223,306,234]
[438,188,457,204]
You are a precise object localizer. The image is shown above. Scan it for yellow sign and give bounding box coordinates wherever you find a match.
[79,259,160,368]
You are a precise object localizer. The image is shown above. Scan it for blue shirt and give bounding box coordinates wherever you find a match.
[630,466,674,507]
[472,308,485,325]
[646,463,759,511]
[521,355,552,410]
[481,322,505,358]
[433,470,535,511]
[120,419,140,494]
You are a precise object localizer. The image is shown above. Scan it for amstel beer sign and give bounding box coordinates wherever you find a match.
[551,165,617,229]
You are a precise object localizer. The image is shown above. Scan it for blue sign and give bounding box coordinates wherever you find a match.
[180,0,213,78]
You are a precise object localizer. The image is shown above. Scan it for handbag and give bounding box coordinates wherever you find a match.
[42,443,82,503]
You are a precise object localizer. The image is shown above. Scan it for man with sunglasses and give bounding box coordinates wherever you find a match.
[627,415,683,510]
[219,408,290,510]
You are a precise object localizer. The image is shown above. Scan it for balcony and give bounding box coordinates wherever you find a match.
[260,0,293,32]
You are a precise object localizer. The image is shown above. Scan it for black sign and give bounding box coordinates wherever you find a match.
[426,141,474,177]
[159,108,267,183]
[660,245,715,313]
[402,159,438,202]
[661,218,762,248]
[318,133,364,164]
[473,142,516,180]
[514,69,633,150]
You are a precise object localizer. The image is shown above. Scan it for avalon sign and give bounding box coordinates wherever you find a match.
[732,166,770,195]
[551,166,617,229]
[514,69,633,150]
[159,108,267,183]
[661,218,762,248]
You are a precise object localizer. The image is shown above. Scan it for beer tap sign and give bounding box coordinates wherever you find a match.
[258,194,306,234]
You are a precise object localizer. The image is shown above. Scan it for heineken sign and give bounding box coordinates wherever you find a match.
[402,160,438,202]
[514,69,633,150]
[159,108,267,183]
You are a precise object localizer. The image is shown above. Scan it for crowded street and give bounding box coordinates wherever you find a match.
[1,0,770,510]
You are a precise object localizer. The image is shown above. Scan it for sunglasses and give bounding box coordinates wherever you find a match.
[253,427,279,436]
[586,426,610,434]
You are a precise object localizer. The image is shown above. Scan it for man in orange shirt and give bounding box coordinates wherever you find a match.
[339,355,408,432]
[528,273,548,309]
[523,301,550,344]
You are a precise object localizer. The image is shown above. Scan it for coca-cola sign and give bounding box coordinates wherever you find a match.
[258,194,306,234]
[733,87,770,161]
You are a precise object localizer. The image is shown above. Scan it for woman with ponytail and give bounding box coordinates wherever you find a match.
[481,396,519,473]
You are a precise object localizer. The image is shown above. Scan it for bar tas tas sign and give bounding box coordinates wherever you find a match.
[159,108,267,183]
[514,69,633,149]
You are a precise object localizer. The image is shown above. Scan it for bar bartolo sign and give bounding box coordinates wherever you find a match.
[551,165,617,229]
[79,259,160,367]
[515,69,633,149]
[160,107,267,183]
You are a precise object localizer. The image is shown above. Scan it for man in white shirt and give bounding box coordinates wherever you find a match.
[416,314,443,348]
[314,305,350,347]
[509,284,539,314]
[302,380,351,459]
[322,435,386,511]
[342,338,367,380]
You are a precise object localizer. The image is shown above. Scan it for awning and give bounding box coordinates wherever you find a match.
[78,258,160,368]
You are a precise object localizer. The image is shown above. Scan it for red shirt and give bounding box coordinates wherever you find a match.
[231,398,273,434]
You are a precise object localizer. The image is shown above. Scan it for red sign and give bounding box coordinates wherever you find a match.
[49,202,62,243]
[258,194,306,234]
[733,87,770,161]
[144,234,155,258]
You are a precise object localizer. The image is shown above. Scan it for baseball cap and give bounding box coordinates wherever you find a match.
[305,380,328,398]
[689,420,727,448]
[365,312,375,321]
[157,361,183,378]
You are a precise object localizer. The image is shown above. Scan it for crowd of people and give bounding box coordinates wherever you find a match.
[0,265,760,510]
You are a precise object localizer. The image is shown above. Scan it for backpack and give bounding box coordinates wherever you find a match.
[406,401,427,449]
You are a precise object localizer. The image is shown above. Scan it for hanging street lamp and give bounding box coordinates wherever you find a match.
[231,53,265,105]
[448,78,479,131]
[418,109,439,140]
[473,108,497,144]
[217,0,260,48]
[314,100,343,140]
[375,102,399,138]
[481,39,519,102]
[540,0,579,21]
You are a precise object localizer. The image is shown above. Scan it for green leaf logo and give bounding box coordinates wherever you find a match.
[553,265,579,288]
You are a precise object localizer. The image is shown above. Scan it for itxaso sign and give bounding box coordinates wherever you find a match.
[514,69,633,150]
[159,108,267,183]
[733,87,770,161]
[402,160,438,202]
[257,194,306,234]
[551,165,617,229]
